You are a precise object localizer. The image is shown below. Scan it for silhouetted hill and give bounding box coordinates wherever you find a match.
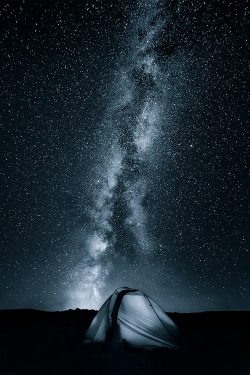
[0,309,249,374]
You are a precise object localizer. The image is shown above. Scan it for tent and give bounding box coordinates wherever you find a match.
[84,287,180,350]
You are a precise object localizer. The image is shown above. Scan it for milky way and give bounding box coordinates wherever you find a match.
[1,0,249,312]
[65,0,168,308]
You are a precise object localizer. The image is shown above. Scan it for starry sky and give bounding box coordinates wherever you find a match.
[1,0,249,312]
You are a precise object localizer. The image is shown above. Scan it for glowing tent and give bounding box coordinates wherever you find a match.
[84,287,180,350]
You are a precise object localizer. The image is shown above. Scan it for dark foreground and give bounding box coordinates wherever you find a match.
[0,309,250,374]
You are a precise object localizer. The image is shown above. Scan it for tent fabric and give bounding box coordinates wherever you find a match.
[84,297,111,343]
[84,287,180,350]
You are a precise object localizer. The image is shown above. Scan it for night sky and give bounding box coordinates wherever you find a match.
[1,0,249,312]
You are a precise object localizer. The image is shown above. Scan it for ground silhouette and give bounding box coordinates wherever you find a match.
[0,309,250,374]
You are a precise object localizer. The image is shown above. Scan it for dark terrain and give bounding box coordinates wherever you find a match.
[0,309,249,374]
